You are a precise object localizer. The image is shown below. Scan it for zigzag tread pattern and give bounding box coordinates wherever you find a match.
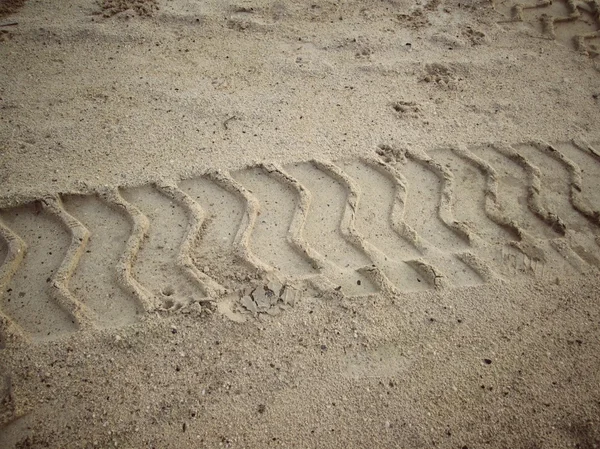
[0,140,599,342]
[496,0,600,56]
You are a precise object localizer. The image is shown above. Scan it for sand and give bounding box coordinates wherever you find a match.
[1,0,600,447]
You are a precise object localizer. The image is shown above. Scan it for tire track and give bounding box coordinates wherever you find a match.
[284,162,378,296]
[376,145,489,287]
[359,157,454,289]
[0,220,27,345]
[448,145,551,274]
[179,175,257,290]
[232,166,319,281]
[0,140,599,341]
[258,163,351,295]
[426,145,550,279]
[120,185,213,311]
[41,197,95,330]
[100,189,156,313]
[428,147,516,243]
[562,140,600,240]
[498,0,600,56]
[334,159,432,292]
[512,141,600,268]
[479,143,589,273]
[207,170,272,275]
[155,182,227,298]
[537,140,600,225]
[311,160,402,296]
[493,143,567,234]
[0,203,80,340]
[62,194,142,328]
[405,148,500,283]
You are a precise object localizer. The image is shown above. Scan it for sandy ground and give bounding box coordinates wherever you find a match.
[1,0,600,447]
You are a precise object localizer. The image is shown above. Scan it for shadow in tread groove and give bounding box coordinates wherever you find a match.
[121,186,208,310]
[63,195,141,327]
[0,204,78,340]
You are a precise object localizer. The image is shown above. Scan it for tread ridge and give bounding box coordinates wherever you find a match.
[99,189,157,312]
[550,238,590,272]
[311,160,401,295]
[575,30,600,56]
[540,0,581,40]
[511,0,552,22]
[260,163,323,270]
[0,221,27,344]
[42,196,95,330]
[361,157,451,288]
[374,145,498,284]
[404,259,451,289]
[404,148,473,243]
[572,138,600,161]
[155,182,227,297]
[450,145,547,262]
[572,139,600,248]
[492,143,568,235]
[456,252,498,283]
[261,163,388,295]
[206,170,273,274]
[534,140,600,226]
[360,157,428,253]
[402,148,500,281]
[490,143,589,272]
[451,145,522,237]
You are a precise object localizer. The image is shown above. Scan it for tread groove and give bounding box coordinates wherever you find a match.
[492,143,568,235]
[262,163,378,295]
[0,221,27,344]
[155,182,227,297]
[311,160,401,294]
[449,145,547,263]
[362,157,454,288]
[2,139,600,341]
[41,196,95,330]
[533,140,600,227]
[99,188,157,313]
[206,170,272,274]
